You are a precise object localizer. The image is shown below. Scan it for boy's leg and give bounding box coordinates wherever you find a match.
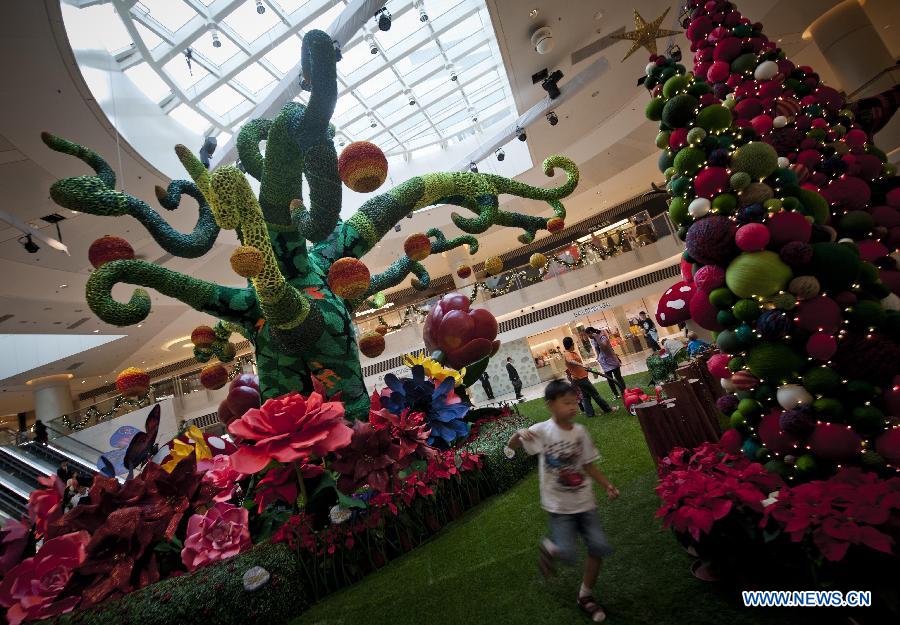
[575,511,614,621]
[575,379,596,416]
[540,513,578,577]
[586,381,612,413]
[606,376,619,398]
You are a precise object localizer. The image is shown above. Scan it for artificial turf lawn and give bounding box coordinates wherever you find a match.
[293,373,821,625]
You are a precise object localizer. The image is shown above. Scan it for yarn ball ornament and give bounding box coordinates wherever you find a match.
[717,394,740,414]
[694,265,726,292]
[731,370,759,391]
[779,408,816,439]
[788,276,820,300]
[456,264,472,279]
[115,367,150,398]
[673,147,707,175]
[709,287,736,310]
[802,366,841,395]
[338,141,388,192]
[733,97,763,120]
[857,240,890,263]
[662,94,699,128]
[847,299,885,328]
[716,329,740,353]
[742,439,761,460]
[645,96,665,121]
[776,384,813,410]
[655,280,695,326]
[796,189,830,225]
[686,127,707,145]
[685,216,738,265]
[832,332,900,386]
[484,256,504,276]
[738,183,774,208]
[730,142,778,180]
[808,423,863,463]
[328,257,372,300]
[735,323,755,346]
[669,197,690,225]
[838,211,875,240]
[732,298,761,322]
[760,410,798,454]
[707,353,732,379]
[689,288,724,331]
[229,245,265,278]
[669,128,689,150]
[547,217,565,233]
[725,251,792,298]
[747,342,803,383]
[694,167,730,199]
[200,364,229,390]
[821,176,871,213]
[736,203,767,224]
[375,325,389,336]
[810,243,860,292]
[680,257,694,282]
[358,331,386,358]
[403,233,432,261]
[730,172,752,192]
[875,428,900,465]
[663,75,692,98]
[756,310,793,340]
[712,193,737,213]
[696,104,732,131]
[88,235,135,268]
[720,428,743,454]
[779,241,813,267]
[688,197,711,218]
[735,223,770,251]
[767,211,812,249]
[795,296,842,333]
[191,325,217,347]
[529,253,547,269]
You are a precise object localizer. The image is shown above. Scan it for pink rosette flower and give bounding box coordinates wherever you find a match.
[0,518,30,573]
[198,454,244,502]
[423,293,500,369]
[0,531,89,625]
[27,475,64,538]
[227,391,353,474]
[180,502,251,572]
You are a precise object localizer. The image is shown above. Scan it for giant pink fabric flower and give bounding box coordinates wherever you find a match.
[0,518,30,573]
[27,475,64,538]
[198,454,244,502]
[227,391,352,474]
[180,502,251,571]
[0,531,89,625]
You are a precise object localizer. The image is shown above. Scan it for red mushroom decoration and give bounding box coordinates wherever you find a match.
[655,280,696,326]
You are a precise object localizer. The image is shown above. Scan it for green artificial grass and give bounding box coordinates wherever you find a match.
[293,373,821,625]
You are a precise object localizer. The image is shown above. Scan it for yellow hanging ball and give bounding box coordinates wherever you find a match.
[230,245,265,278]
[484,256,504,276]
[529,253,547,269]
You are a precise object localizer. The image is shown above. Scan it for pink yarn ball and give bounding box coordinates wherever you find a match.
[795,296,843,333]
[857,239,889,262]
[795,149,821,168]
[808,422,862,462]
[750,114,773,135]
[759,409,797,455]
[886,188,900,208]
[844,129,867,149]
[733,97,763,119]
[854,154,883,181]
[669,128,689,150]
[806,332,837,360]
[816,86,843,111]
[821,176,871,212]
[757,81,782,99]
[735,223,770,251]
[875,427,900,465]
[690,288,724,331]
[810,118,828,129]
[881,269,900,296]
[720,428,743,454]
[713,37,742,62]
[680,257,694,282]
[767,210,812,248]
[694,265,726,292]
[871,205,900,228]
[707,352,732,379]
[707,61,731,83]
[694,167,730,199]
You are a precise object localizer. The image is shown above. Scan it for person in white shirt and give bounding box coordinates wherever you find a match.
[507,379,619,622]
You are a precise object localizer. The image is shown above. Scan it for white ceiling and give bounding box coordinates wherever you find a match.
[0,0,881,414]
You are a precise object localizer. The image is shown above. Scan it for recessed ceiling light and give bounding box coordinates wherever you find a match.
[93,329,99,333]
[59,284,68,288]
[137,324,143,328]
[529,8,539,18]
[594,11,604,20]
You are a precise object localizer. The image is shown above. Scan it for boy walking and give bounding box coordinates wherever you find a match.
[507,379,619,622]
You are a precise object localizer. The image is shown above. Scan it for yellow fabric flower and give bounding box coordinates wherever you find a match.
[403,353,465,387]
[162,425,212,473]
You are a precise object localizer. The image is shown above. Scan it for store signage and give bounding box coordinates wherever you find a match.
[572,301,611,318]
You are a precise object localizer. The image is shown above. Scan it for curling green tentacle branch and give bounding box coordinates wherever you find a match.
[235,118,271,182]
[291,142,341,242]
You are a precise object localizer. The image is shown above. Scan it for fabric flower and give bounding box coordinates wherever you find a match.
[0,518,30,573]
[0,531,89,625]
[252,462,321,513]
[198,454,244,502]
[181,502,251,571]
[381,365,470,448]
[329,421,399,494]
[162,425,212,472]
[227,391,352,474]
[27,475,64,538]
[402,353,465,386]
[369,396,434,466]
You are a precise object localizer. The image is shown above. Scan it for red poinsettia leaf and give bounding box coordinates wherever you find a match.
[813,528,850,562]
[856,525,894,554]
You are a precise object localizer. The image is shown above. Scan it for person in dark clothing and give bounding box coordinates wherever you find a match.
[506,357,524,399]
[585,327,626,401]
[57,461,72,482]
[638,311,661,351]
[480,370,495,400]
[33,420,48,445]
[562,337,612,416]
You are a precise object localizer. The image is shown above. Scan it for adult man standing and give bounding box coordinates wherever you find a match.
[638,311,661,351]
[480,370,495,400]
[506,357,524,400]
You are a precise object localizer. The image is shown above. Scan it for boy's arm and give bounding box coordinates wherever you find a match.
[507,427,536,449]
[584,462,620,499]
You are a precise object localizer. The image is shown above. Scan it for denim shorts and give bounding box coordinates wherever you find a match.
[548,509,614,563]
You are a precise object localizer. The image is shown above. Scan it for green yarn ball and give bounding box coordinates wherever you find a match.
[709,287,737,310]
[668,176,691,196]
[717,329,741,353]
[730,412,747,428]
[802,367,841,394]
[696,104,733,132]
[811,243,859,291]
[738,398,762,417]
[770,168,799,191]
[730,141,778,180]
[658,150,674,173]
[730,172,751,191]
[726,251,793,298]
[838,210,875,239]
[717,309,738,328]
[728,356,745,372]
[687,127,707,145]
[813,397,844,419]
[656,131,671,149]
[646,96,666,121]
[796,189,829,224]
[764,459,790,478]
[668,197,690,225]
[664,167,677,180]
[846,379,876,399]
[763,198,783,211]
[858,262,879,285]
[795,454,817,473]
[782,196,801,212]
[747,342,802,383]
[755,384,775,402]
[732,298,761,322]
[663,75,692,98]
[662,94,699,128]
[712,193,737,214]
[731,52,758,74]
[771,291,797,311]
[673,147,707,175]
[848,299,885,328]
[735,323,755,345]
[852,406,884,436]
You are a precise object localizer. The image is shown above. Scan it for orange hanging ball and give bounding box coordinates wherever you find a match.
[191,325,216,347]
[358,331,386,358]
[404,233,432,261]
[116,367,150,398]
[88,235,134,268]
[328,257,371,300]
[200,363,229,390]
[547,217,565,233]
[456,264,472,279]
[338,141,388,193]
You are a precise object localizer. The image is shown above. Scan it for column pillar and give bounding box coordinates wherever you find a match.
[27,374,76,422]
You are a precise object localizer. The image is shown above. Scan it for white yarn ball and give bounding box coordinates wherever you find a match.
[721,378,738,393]
[777,384,813,410]
[777,157,790,168]
[773,115,788,128]
[754,60,778,81]
[882,292,900,312]
[646,62,656,76]
[688,197,711,218]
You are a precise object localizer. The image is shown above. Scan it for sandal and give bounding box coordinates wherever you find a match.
[538,539,556,578]
[577,595,607,622]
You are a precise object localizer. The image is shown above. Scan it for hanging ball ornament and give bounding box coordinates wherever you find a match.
[456,264,472,279]
[327,257,372,300]
[806,332,837,360]
[688,197,711,218]
[88,235,135,268]
[403,233,432,261]
[200,363,229,390]
[788,276,820,300]
[735,223,770,252]
[484,256,504,276]
[375,324,389,336]
[529,253,547,269]
[358,331,386,358]
[754,60,779,80]
[338,141,388,192]
[230,245,265,278]
[191,325,217,348]
[776,384,813,410]
[547,217,565,233]
[116,367,150,398]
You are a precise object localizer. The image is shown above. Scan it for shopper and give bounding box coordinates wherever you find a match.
[686,332,711,357]
[562,337,611,416]
[480,370,495,400]
[585,328,626,401]
[507,379,619,622]
[506,357,524,400]
[33,420,48,445]
[637,311,661,351]
[57,461,72,482]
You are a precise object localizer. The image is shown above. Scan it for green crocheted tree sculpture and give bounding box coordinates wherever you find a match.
[44,29,579,420]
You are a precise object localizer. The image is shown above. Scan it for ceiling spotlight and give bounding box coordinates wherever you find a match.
[210,29,221,48]
[515,125,527,141]
[199,135,217,168]
[418,6,429,22]
[368,113,377,128]
[450,70,458,82]
[406,212,413,219]
[541,69,563,99]
[184,48,193,75]
[18,234,39,254]
[376,8,391,32]
[495,148,505,161]
[529,8,539,18]
[394,223,402,232]
[469,107,478,122]
[469,161,478,173]
[546,111,558,126]
[256,0,265,15]
[366,35,377,54]
[405,89,415,106]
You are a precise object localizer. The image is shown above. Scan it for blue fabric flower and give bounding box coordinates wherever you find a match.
[382,365,470,448]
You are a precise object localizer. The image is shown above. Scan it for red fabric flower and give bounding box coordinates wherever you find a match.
[0,518,30,573]
[252,462,322,513]
[181,502,251,571]
[369,394,434,467]
[227,391,352,474]
[27,475,64,538]
[198,454,244,502]
[330,421,399,494]
[0,531,89,625]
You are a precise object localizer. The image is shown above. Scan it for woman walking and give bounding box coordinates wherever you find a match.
[586,327,627,401]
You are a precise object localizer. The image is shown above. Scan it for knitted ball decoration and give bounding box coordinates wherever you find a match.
[338,141,388,192]
[760,410,798,454]
[673,147,707,175]
[375,325,389,336]
[795,296,842,333]
[788,276,820,300]
[731,370,759,391]
[358,331,386,358]
[230,245,265,278]
[484,256,504,276]
[725,251,792,298]
[707,353,732,378]
[779,408,816,439]
[116,367,150,398]
[662,94,699,128]
[191,325,217,347]
[328,257,372,300]
[88,235,135,268]
[695,104,732,131]
[779,241,813,266]
[529,253,547,269]
[730,141,778,180]
[200,363,229,390]
[694,265,726,292]
[456,264,472,279]
[767,211,812,249]
[810,243,860,292]
[875,427,900,465]
[547,217,565,233]
[717,394,740,414]
[403,233,432,261]
[808,422,863,463]
[685,215,738,265]
[694,167,730,199]
[735,223,770,251]
[689,287,723,331]
[747,342,803,383]
[756,310,793,340]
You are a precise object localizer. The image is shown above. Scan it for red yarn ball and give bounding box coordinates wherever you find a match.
[88,235,135,268]
[808,422,862,463]
[191,325,217,347]
[403,233,432,261]
[750,114,773,135]
[693,167,730,199]
[693,264,726,292]
[706,352,732,378]
[200,364,229,390]
[690,287,724,331]
[669,128,689,150]
[720,428,743,454]
[857,239,889,263]
[735,223,770,251]
[821,176,871,212]
[116,367,150,398]
[759,409,797,455]
[806,332,837,360]
[707,61,730,83]
[795,296,842,333]
[338,141,388,192]
[328,257,372,300]
[767,210,812,249]
[680,257,694,282]
[886,187,900,208]
[734,97,763,120]
[843,128,867,149]
[712,37,742,61]
[871,205,900,229]
[875,427,900,465]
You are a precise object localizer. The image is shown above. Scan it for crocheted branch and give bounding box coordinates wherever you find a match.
[235,118,271,182]
[85,259,258,328]
[42,132,220,258]
[298,29,338,142]
[290,141,341,242]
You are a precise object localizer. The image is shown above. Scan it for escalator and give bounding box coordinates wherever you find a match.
[0,474,30,519]
[0,446,52,491]
[20,441,97,479]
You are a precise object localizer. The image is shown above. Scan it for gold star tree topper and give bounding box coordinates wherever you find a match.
[611,7,683,61]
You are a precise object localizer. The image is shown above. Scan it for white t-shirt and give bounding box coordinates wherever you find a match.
[522,419,600,514]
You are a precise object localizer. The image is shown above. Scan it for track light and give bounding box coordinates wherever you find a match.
[495,148,505,161]
[418,7,429,22]
[394,223,402,232]
[256,0,265,15]
[450,70,458,81]
[18,234,39,254]
[368,113,377,128]
[184,48,193,75]
[367,35,377,55]
[515,126,527,141]
[541,69,563,100]
[546,111,558,126]
[469,107,478,123]
[376,8,391,31]
[469,161,478,173]
[211,29,221,48]
[405,89,415,106]
[406,212,413,219]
